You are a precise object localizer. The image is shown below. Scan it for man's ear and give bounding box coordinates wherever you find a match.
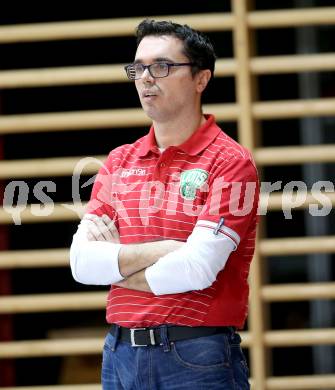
[196,69,212,93]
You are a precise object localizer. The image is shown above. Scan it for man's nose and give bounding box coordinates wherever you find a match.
[141,68,154,82]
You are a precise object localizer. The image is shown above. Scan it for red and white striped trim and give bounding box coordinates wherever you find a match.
[196,219,240,248]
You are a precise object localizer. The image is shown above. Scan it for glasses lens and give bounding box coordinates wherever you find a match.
[133,63,146,79]
[126,63,169,80]
[150,63,169,78]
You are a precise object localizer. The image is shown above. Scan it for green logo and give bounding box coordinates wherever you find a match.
[180,169,209,200]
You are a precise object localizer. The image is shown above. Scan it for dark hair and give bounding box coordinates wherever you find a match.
[135,19,217,79]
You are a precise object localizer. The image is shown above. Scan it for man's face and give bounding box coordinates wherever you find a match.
[134,35,200,122]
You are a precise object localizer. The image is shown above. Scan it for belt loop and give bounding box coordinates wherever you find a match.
[228,326,235,340]
[159,325,171,352]
[111,325,120,352]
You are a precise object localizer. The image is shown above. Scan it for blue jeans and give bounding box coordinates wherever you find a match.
[101,326,250,389]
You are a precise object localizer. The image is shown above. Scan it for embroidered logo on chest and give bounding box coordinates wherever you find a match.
[180,169,209,200]
[121,168,147,178]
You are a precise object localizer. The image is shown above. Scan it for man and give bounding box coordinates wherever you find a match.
[70,19,259,389]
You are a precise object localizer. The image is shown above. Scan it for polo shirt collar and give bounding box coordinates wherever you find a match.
[138,114,220,157]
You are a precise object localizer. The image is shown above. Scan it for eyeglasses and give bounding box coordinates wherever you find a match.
[124,62,195,80]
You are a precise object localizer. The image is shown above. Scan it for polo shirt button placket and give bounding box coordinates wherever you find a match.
[158,162,164,181]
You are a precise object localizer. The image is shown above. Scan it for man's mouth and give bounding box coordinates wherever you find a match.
[142,91,157,98]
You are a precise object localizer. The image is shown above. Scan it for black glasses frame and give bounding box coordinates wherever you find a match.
[124,62,195,80]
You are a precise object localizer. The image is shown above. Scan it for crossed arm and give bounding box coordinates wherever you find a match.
[116,242,184,292]
[70,213,235,295]
[70,214,183,292]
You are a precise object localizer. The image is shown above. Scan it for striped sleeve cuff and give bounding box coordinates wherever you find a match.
[195,219,240,249]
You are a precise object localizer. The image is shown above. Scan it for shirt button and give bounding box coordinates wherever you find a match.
[160,162,165,167]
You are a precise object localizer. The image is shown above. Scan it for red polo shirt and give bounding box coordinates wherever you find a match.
[87,114,259,329]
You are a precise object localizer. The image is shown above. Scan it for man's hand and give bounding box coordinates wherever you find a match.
[83,214,120,243]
